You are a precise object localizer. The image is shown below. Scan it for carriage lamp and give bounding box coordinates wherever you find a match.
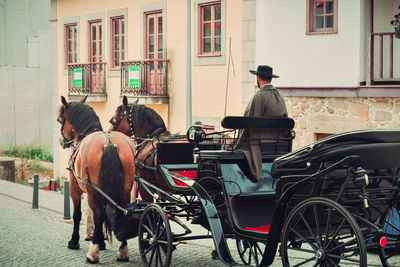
[353,167,369,208]
[187,125,206,143]
[354,167,369,186]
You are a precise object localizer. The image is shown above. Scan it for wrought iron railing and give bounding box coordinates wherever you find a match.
[121,59,168,96]
[370,32,400,83]
[67,62,107,94]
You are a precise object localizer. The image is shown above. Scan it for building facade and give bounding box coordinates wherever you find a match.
[55,0,246,178]
[254,0,400,148]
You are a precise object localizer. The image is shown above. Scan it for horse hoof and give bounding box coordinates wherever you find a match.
[67,242,80,250]
[117,244,129,262]
[86,242,100,264]
[117,257,129,262]
[86,257,99,264]
[99,243,106,251]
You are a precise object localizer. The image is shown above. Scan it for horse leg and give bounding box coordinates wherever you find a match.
[86,205,103,264]
[68,179,82,249]
[117,240,129,262]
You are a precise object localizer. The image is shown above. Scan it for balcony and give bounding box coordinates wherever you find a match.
[67,62,107,102]
[121,59,169,104]
[369,32,400,85]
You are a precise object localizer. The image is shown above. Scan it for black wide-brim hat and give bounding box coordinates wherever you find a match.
[249,65,279,78]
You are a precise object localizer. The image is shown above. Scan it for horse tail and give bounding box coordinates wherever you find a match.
[98,142,126,240]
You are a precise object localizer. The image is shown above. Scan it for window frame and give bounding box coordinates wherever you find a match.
[145,11,163,60]
[199,1,221,56]
[65,23,78,67]
[110,15,125,70]
[88,19,103,63]
[306,0,338,34]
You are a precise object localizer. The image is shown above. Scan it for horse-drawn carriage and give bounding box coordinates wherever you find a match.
[58,96,400,266]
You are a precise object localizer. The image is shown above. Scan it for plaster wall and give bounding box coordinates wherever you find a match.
[256,0,363,88]
[0,0,56,151]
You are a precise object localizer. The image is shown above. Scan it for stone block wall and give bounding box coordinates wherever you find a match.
[286,96,400,149]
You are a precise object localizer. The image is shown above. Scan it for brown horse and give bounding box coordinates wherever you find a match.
[58,96,135,263]
[109,96,180,201]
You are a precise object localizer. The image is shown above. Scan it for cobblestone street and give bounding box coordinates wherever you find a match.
[0,180,251,267]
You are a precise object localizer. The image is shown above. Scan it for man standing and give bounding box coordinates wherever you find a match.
[235,65,288,182]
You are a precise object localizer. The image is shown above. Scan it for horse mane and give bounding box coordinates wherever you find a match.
[128,104,167,137]
[62,102,103,139]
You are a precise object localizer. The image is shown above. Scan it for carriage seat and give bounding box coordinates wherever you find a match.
[221,116,295,155]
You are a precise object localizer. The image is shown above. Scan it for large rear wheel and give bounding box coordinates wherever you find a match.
[281,197,366,266]
[138,204,173,267]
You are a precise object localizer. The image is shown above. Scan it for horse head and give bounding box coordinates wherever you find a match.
[58,95,102,148]
[109,96,167,138]
[109,96,138,136]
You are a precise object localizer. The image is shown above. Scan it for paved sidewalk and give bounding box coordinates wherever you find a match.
[0,178,70,215]
[0,179,399,266]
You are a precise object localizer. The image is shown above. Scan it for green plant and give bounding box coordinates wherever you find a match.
[391,6,400,31]
[2,143,53,163]
[31,160,48,173]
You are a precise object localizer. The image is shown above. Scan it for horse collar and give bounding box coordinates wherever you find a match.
[127,105,136,136]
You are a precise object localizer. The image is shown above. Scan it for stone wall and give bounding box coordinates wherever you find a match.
[286,96,400,149]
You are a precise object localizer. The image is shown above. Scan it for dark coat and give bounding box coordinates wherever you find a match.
[235,84,288,181]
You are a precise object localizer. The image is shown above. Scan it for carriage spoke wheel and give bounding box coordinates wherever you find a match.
[236,238,265,266]
[139,204,172,267]
[379,204,400,267]
[281,197,366,267]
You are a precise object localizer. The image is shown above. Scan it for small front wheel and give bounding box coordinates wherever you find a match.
[236,238,265,266]
[138,204,173,267]
[281,197,366,266]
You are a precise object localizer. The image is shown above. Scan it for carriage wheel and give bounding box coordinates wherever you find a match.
[138,204,173,267]
[281,197,366,267]
[236,238,265,266]
[379,204,400,267]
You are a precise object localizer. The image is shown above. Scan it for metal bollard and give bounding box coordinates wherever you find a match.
[63,181,71,220]
[32,174,39,209]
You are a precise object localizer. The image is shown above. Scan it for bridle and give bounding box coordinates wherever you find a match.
[109,105,135,137]
[57,115,75,148]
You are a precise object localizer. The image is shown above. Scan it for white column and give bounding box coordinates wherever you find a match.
[255,0,268,66]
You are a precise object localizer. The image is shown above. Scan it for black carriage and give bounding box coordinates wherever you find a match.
[106,116,400,267]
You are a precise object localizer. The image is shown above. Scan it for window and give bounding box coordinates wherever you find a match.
[199,2,221,55]
[145,11,163,60]
[89,20,104,93]
[89,20,103,63]
[111,16,125,69]
[307,0,337,34]
[65,23,77,66]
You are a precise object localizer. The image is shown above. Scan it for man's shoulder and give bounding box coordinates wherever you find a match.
[259,84,276,91]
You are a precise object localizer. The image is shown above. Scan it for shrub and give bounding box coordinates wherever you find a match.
[2,143,53,163]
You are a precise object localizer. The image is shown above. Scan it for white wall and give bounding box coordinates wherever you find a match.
[0,0,56,150]
[255,0,363,88]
